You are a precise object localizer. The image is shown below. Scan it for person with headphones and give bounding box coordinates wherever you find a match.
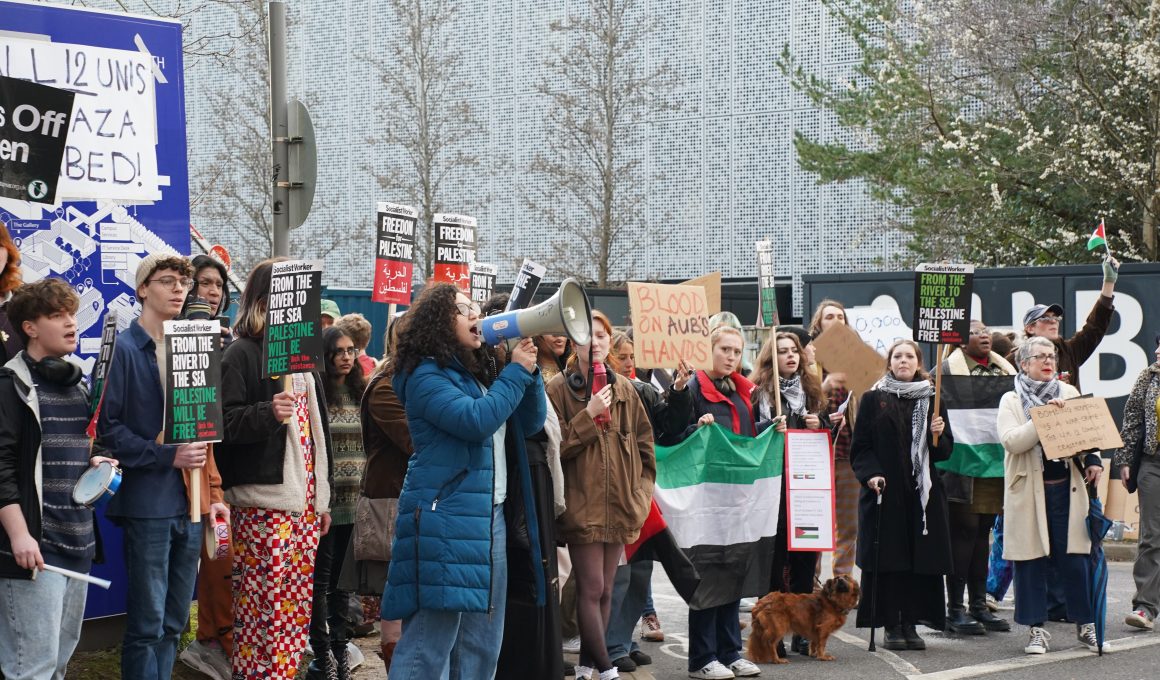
[546,310,655,680]
[0,277,119,680]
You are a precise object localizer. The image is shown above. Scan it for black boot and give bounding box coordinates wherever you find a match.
[901,624,926,650]
[946,576,985,635]
[969,582,1011,632]
[305,645,337,680]
[331,641,352,680]
[883,626,907,650]
[792,634,810,655]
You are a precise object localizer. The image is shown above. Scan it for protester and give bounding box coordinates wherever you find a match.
[753,330,827,656]
[1114,333,1160,631]
[382,284,546,680]
[218,258,334,680]
[679,325,763,679]
[321,299,341,329]
[353,336,412,672]
[850,339,953,651]
[707,312,752,376]
[1015,256,1119,392]
[306,326,368,680]
[986,326,1020,612]
[179,253,235,680]
[547,310,654,680]
[990,331,1015,361]
[998,336,1107,654]
[603,331,694,671]
[99,254,228,680]
[940,320,1014,636]
[536,333,571,384]
[807,300,860,578]
[335,312,377,376]
[0,222,24,366]
[0,278,118,680]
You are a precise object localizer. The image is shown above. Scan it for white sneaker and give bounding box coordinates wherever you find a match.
[985,593,1001,612]
[729,658,761,676]
[563,635,582,654]
[1078,622,1113,653]
[573,664,594,679]
[739,597,758,613]
[1024,626,1050,654]
[179,640,231,680]
[1126,608,1155,630]
[689,659,735,679]
[598,668,620,680]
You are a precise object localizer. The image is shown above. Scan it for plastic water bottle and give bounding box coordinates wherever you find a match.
[592,362,611,427]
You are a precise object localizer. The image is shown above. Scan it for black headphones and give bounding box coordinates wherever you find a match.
[566,361,617,392]
[28,356,83,387]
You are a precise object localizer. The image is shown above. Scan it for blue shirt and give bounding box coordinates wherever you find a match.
[98,320,187,519]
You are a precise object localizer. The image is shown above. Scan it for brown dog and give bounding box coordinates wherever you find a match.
[746,575,861,664]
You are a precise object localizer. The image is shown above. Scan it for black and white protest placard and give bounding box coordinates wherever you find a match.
[470,263,497,303]
[433,213,476,292]
[371,202,417,305]
[913,263,975,345]
[263,259,324,377]
[505,258,546,311]
[163,320,223,444]
[756,240,778,327]
[0,75,74,204]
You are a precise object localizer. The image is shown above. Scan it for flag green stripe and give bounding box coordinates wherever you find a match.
[936,442,1006,478]
[655,423,784,489]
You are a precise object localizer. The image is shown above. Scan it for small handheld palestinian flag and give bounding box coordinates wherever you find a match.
[1087,218,1110,255]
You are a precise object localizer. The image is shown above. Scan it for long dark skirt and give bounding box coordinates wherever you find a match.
[856,571,946,629]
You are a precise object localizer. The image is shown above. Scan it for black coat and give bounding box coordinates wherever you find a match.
[849,389,954,575]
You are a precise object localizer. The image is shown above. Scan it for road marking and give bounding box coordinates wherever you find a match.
[832,630,922,675]
[902,634,1160,679]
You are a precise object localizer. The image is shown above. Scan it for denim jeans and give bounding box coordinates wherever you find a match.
[389,504,508,680]
[120,515,202,680]
[1012,482,1093,626]
[688,600,742,671]
[606,561,651,660]
[0,570,88,680]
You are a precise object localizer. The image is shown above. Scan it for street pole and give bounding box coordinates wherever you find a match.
[269,0,290,257]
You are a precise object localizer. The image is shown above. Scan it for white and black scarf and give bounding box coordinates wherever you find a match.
[875,374,936,535]
[779,375,806,416]
[1015,372,1061,420]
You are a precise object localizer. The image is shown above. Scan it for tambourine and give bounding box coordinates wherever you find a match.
[205,514,230,560]
[72,461,122,507]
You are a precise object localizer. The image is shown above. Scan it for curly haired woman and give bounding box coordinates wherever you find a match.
[0,221,24,364]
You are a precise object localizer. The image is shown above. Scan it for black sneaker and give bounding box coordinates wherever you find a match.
[883,626,907,650]
[612,656,637,673]
[630,649,652,666]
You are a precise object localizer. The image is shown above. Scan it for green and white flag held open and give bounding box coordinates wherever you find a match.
[654,423,783,609]
[935,375,1014,478]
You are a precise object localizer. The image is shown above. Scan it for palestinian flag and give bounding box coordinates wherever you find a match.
[935,375,1014,478]
[1087,219,1107,251]
[625,500,701,602]
[653,423,783,610]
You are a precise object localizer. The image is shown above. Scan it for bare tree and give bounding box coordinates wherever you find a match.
[365,0,482,279]
[527,0,676,287]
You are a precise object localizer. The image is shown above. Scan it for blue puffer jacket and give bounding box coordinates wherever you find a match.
[382,357,546,620]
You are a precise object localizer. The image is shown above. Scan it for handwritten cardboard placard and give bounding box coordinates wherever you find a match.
[680,272,722,316]
[812,321,885,397]
[1030,397,1124,460]
[626,282,711,369]
[371,202,417,305]
[913,263,975,345]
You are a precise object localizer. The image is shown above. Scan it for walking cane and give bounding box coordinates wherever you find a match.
[868,480,884,652]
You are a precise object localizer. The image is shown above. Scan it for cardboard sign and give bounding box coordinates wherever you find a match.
[756,240,778,326]
[0,75,75,204]
[914,263,975,345]
[1030,396,1124,460]
[263,259,323,377]
[626,282,712,368]
[162,320,223,443]
[470,262,497,303]
[845,302,913,356]
[784,429,835,551]
[371,202,417,305]
[680,272,722,316]
[433,213,476,292]
[505,258,545,311]
[812,321,886,397]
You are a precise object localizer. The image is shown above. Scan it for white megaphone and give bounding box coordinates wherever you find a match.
[481,277,593,346]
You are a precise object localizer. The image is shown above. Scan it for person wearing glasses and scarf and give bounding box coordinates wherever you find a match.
[998,336,1107,655]
[850,339,954,652]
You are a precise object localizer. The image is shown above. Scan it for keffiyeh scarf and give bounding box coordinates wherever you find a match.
[875,374,936,535]
[1015,372,1061,420]
[779,375,806,416]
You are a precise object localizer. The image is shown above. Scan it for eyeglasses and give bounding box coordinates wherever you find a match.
[1036,316,1062,325]
[1029,353,1057,363]
[332,347,361,357]
[196,278,224,290]
[455,302,481,318]
[968,329,990,337]
[148,276,194,290]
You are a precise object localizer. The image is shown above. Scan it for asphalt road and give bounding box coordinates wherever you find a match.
[582,554,1160,680]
